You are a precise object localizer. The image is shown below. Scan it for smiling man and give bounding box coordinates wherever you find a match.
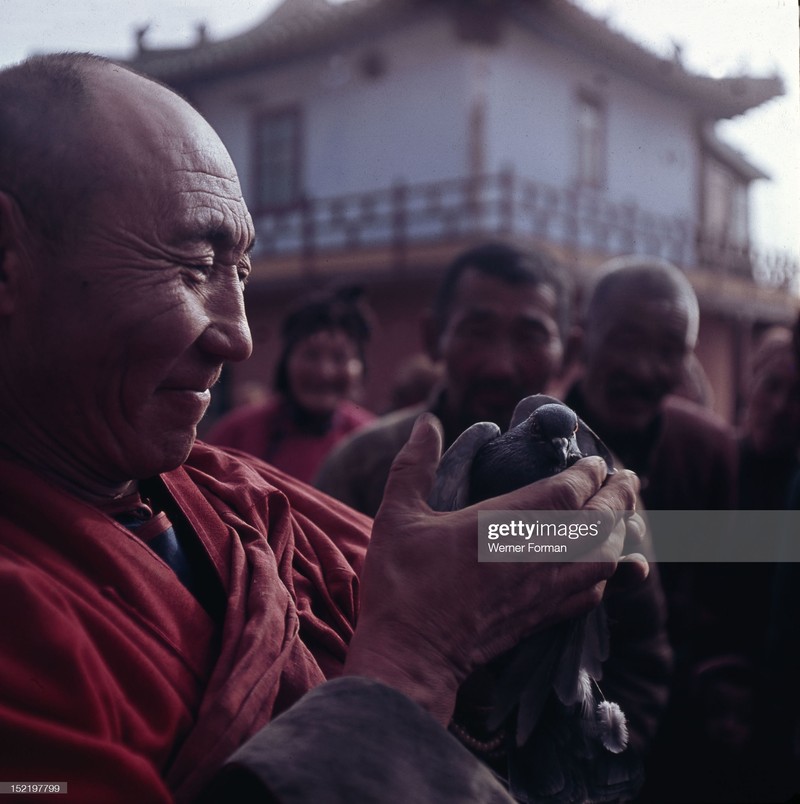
[564,256,739,802]
[0,54,646,802]
[316,241,569,518]
[565,256,737,511]
[3,61,254,495]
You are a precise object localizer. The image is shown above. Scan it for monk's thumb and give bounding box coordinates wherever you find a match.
[382,413,443,507]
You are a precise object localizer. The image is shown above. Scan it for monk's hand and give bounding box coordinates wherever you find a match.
[343,413,643,726]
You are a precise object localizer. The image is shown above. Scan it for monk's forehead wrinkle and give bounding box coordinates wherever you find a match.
[170,198,253,254]
[172,158,240,182]
[178,192,254,245]
[86,225,175,265]
[167,164,242,191]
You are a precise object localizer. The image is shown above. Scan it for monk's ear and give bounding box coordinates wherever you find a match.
[0,191,29,315]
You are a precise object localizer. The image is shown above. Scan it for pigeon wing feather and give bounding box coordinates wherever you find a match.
[428,421,501,511]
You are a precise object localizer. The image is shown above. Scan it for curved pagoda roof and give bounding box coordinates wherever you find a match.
[129,0,783,121]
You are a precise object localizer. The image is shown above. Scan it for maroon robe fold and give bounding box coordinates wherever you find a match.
[0,442,371,802]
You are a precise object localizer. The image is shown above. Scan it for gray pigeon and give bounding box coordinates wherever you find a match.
[429,394,642,803]
[467,399,613,504]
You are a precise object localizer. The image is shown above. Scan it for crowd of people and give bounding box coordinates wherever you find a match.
[1,51,798,803]
[310,244,800,801]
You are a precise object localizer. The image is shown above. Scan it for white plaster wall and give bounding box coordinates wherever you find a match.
[191,15,471,207]
[485,25,697,220]
[192,11,707,224]
[484,28,575,188]
[605,76,696,219]
[305,19,470,195]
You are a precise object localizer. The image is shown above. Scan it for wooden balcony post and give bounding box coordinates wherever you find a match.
[392,181,407,269]
[499,167,514,235]
[301,197,315,274]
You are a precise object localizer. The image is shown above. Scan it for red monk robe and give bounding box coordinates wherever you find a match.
[0,442,371,802]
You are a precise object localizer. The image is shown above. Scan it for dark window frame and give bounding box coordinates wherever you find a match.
[251,105,303,214]
[575,90,607,189]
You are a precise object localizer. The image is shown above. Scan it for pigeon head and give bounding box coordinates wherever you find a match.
[463,397,614,504]
[526,403,581,472]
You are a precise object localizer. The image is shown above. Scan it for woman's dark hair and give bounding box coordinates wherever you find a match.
[273,285,373,396]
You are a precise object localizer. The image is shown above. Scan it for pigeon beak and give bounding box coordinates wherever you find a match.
[551,437,570,470]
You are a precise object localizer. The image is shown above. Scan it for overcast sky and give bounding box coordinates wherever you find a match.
[2,0,797,259]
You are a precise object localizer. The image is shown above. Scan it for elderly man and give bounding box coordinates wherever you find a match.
[563,257,743,802]
[563,257,737,653]
[564,256,737,511]
[0,54,644,802]
[316,241,570,517]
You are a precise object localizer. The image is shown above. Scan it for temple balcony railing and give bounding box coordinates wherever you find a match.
[251,169,798,292]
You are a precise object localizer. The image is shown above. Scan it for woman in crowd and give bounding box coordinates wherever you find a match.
[207,286,375,484]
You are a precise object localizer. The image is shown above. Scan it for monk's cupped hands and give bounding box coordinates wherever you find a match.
[343,412,646,725]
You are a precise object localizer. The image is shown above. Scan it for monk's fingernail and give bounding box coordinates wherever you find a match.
[410,413,433,442]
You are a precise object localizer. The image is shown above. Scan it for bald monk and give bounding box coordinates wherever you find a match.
[565,256,736,511]
[0,54,645,803]
[563,257,744,801]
